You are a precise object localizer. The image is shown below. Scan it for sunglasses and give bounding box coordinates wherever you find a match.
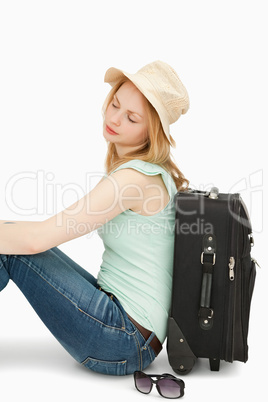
[134,371,185,399]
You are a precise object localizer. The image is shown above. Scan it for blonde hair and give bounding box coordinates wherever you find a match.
[103,78,189,191]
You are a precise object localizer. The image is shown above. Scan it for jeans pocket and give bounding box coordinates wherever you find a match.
[82,356,127,376]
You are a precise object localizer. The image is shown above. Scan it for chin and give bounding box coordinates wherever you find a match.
[103,132,117,144]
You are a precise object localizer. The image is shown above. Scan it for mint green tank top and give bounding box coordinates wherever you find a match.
[97,159,177,343]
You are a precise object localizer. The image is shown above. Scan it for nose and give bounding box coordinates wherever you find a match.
[110,110,122,127]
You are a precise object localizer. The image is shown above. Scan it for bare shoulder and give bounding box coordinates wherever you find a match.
[108,168,149,202]
[111,168,170,216]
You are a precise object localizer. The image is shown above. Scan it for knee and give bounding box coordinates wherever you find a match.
[0,255,9,291]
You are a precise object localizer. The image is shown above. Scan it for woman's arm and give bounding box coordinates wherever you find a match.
[0,169,146,255]
[0,220,45,255]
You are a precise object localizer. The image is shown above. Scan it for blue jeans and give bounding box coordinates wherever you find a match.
[0,247,156,375]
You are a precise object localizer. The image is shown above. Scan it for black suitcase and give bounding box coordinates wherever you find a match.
[167,187,257,374]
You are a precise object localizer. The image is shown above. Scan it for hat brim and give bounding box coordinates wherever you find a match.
[104,67,171,142]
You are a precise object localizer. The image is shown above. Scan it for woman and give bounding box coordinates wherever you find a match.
[0,60,189,375]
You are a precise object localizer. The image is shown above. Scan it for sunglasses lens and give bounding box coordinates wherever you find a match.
[158,379,182,399]
[135,372,152,394]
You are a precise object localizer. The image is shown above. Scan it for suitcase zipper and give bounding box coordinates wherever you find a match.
[225,196,239,362]
[229,257,235,281]
[251,257,261,268]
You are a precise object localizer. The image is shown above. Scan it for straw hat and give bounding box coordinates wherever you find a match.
[104,60,189,143]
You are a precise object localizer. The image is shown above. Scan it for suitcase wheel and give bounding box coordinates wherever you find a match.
[173,366,193,375]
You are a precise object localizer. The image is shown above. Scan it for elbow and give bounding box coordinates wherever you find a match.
[27,242,46,255]
[26,237,46,255]
[26,222,50,255]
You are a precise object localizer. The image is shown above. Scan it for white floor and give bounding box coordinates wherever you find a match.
[0,270,265,402]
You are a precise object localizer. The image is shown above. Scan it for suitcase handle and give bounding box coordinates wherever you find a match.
[199,234,216,330]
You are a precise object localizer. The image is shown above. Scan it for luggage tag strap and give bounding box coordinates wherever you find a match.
[199,234,216,330]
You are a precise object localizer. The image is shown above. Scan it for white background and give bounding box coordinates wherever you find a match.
[0,0,267,401]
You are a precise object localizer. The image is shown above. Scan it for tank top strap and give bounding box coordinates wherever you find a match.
[110,159,177,199]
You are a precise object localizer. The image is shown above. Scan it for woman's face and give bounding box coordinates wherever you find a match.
[103,81,149,156]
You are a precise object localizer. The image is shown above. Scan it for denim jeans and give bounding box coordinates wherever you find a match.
[0,247,156,375]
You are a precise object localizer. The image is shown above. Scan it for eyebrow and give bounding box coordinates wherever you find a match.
[114,94,144,119]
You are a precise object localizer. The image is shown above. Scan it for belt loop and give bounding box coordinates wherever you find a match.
[99,287,113,300]
[142,332,156,351]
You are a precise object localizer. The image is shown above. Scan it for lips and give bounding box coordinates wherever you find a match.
[106,125,119,135]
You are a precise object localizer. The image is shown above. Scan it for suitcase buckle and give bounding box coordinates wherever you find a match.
[201,252,216,265]
[199,306,214,319]
[207,308,214,319]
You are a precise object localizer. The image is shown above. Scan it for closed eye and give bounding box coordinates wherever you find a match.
[128,115,136,123]
[111,100,137,123]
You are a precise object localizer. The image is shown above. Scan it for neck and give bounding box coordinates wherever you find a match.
[115,140,149,159]
[115,144,138,159]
